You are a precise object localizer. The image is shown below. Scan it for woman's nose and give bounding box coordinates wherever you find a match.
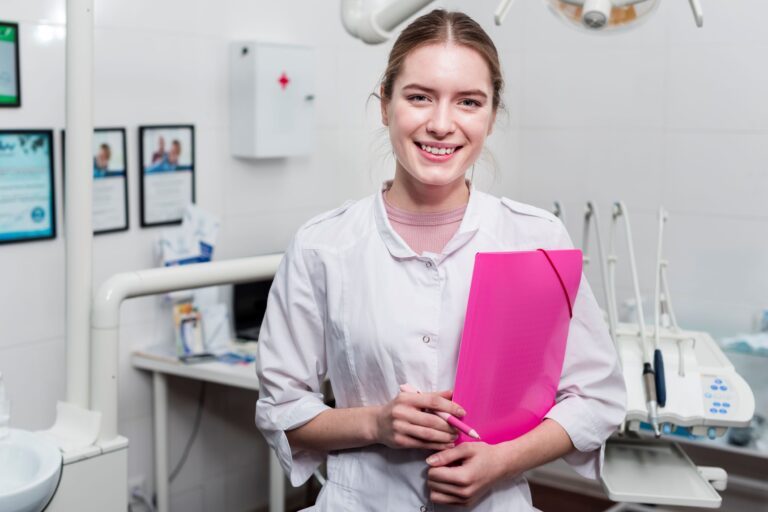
[426,104,455,137]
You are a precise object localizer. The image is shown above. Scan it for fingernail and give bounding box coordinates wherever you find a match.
[426,456,437,465]
[458,408,466,416]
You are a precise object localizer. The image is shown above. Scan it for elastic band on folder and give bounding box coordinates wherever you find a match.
[537,249,574,318]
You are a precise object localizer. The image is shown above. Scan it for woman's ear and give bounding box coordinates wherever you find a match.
[380,85,389,127]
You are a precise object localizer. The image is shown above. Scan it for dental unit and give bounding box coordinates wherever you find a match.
[581,201,756,508]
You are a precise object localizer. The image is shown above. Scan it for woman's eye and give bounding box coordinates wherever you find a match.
[460,99,481,108]
[408,95,429,102]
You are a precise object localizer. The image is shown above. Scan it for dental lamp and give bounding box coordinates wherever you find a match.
[341,0,704,45]
[543,0,703,32]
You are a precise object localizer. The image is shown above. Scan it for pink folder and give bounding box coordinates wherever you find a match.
[452,249,582,445]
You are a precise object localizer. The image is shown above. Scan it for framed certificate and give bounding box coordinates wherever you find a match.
[61,128,130,234]
[0,22,21,108]
[139,125,195,227]
[0,130,56,244]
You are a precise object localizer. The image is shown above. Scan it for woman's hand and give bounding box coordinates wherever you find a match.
[374,390,465,450]
[425,442,516,507]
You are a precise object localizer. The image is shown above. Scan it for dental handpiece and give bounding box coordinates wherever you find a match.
[643,363,661,437]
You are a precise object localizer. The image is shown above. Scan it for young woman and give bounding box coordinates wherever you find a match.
[256,10,625,511]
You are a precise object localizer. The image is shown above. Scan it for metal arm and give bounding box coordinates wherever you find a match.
[584,202,618,345]
[341,0,436,44]
[91,254,283,443]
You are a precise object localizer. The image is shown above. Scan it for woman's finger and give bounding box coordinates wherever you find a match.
[399,408,457,435]
[425,443,471,467]
[410,392,466,417]
[398,420,457,444]
[392,433,454,451]
[429,489,469,506]
[427,479,470,500]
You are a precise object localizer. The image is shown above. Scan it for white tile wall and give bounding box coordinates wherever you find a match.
[2,0,767,510]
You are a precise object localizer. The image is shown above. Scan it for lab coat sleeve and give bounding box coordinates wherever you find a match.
[255,234,331,487]
[543,221,627,479]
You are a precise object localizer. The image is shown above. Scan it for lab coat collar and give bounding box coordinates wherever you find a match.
[374,180,481,261]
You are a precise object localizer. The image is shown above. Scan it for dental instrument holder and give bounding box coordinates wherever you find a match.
[610,201,661,437]
[596,200,756,507]
[653,207,669,407]
[582,202,618,345]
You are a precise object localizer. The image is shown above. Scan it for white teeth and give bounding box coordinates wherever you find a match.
[420,144,456,156]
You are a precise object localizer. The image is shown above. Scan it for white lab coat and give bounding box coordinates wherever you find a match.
[255,182,626,511]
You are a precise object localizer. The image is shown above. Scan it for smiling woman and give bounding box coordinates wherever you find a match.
[382,42,497,209]
[380,10,503,212]
[255,9,626,512]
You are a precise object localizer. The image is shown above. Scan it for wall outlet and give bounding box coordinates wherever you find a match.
[128,475,147,503]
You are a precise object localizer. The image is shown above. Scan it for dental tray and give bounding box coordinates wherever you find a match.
[602,439,722,508]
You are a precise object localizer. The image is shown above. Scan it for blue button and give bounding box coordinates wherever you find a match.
[723,402,731,407]
[714,379,722,384]
[710,385,718,390]
[719,409,727,414]
[713,402,721,407]
[720,386,728,391]
[705,393,713,398]
[709,408,718,414]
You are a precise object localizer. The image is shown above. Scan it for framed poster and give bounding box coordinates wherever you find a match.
[61,128,129,234]
[0,22,21,108]
[139,125,195,227]
[0,130,56,244]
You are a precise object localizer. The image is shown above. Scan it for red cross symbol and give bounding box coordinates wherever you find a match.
[278,72,290,90]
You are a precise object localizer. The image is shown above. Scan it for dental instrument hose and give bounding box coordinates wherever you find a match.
[615,202,660,437]
[653,207,668,408]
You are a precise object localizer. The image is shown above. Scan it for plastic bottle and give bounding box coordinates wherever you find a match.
[0,371,10,439]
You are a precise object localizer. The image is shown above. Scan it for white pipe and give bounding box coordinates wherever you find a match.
[269,450,285,512]
[65,0,94,408]
[585,202,617,345]
[606,208,620,339]
[615,201,650,361]
[91,254,283,443]
[153,372,169,512]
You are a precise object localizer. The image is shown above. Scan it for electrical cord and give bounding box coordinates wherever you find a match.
[169,381,207,483]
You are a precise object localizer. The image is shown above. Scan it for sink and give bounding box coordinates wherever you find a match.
[0,429,62,512]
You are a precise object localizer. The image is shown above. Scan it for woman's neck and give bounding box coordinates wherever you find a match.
[386,168,470,213]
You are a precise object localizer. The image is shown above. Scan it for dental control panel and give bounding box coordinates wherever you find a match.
[617,325,755,438]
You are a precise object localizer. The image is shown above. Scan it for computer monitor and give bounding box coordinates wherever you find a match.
[233,279,273,341]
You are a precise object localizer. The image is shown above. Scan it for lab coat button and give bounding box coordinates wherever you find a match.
[420,506,428,512]
[422,335,431,344]
[425,261,433,268]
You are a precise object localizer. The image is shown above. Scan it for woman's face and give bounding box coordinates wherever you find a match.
[382,43,496,189]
